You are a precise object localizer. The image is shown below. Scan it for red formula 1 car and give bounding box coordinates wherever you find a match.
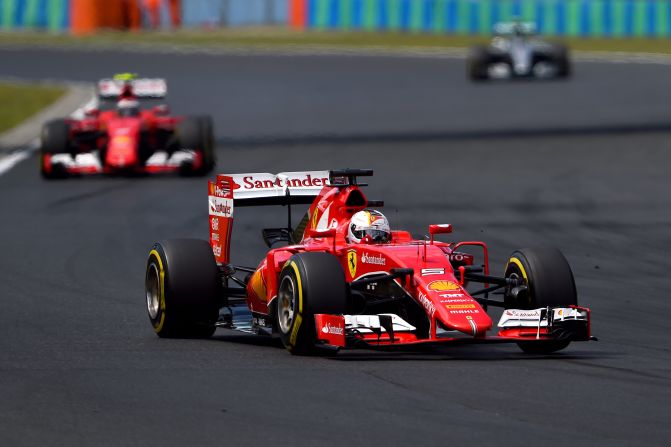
[145,169,594,355]
[40,76,215,179]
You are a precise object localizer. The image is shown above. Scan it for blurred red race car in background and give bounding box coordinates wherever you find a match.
[40,74,215,179]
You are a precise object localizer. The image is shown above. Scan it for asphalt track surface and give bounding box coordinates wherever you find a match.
[1,47,670,446]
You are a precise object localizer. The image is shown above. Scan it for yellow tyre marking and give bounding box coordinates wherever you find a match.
[508,257,528,282]
[286,260,304,348]
[289,314,302,348]
[287,261,303,314]
[149,249,166,333]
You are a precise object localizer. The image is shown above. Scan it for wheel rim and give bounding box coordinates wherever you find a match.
[506,266,532,308]
[277,275,297,334]
[146,262,160,320]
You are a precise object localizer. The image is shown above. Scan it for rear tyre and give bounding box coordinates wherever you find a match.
[145,239,220,338]
[504,247,577,354]
[276,252,347,355]
[178,116,215,176]
[467,45,490,81]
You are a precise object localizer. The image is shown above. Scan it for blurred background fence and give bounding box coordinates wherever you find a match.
[1,0,670,37]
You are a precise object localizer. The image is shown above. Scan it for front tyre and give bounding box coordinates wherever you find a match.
[277,252,347,355]
[504,247,577,354]
[467,45,490,81]
[145,239,220,338]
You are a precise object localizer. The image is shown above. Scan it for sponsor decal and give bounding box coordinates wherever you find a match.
[321,322,344,336]
[347,250,357,278]
[210,217,219,231]
[428,280,461,292]
[212,243,222,257]
[311,209,319,229]
[504,309,541,318]
[421,268,445,276]
[440,297,471,304]
[418,292,436,316]
[211,233,219,242]
[439,293,466,299]
[214,184,230,197]
[445,304,476,310]
[329,218,338,229]
[253,316,269,327]
[111,135,132,147]
[209,196,233,218]
[361,253,386,266]
[241,174,328,190]
[449,309,480,314]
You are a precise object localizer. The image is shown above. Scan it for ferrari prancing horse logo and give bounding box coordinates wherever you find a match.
[347,250,357,278]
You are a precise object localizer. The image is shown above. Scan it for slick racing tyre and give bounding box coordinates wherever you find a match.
[276,252,347,355]
[554,44,571,78]
[40,119,70,154]
[504,248,577,354]
[178,116,215,176]
[145,239,220,338]
[467,45,490,81]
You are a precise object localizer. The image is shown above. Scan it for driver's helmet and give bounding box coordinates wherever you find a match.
[117,98,140,117]
[347,209,391,244]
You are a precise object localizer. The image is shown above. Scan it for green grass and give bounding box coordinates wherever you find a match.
[2,28,671,54]
[0,83,65,134]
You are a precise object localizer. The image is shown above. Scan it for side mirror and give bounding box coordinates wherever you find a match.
[429,224,452,244]
[307,228,337,252]
[153,105,170,116]
[307,228,336,239]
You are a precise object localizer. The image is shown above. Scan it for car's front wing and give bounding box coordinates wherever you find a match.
[43,150,199,176]
[314,306,593,350]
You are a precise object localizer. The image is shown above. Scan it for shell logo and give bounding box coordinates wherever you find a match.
[428,280,461,292]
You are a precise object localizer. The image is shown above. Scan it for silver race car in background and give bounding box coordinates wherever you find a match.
[467,21,570,81]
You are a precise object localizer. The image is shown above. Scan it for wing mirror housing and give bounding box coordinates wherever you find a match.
[429,224,452,244]
[152,105,170,116]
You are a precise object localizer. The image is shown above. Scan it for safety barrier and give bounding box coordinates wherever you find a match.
[293,0,671,37]
[1,0,671,37]
[0,0,69,31]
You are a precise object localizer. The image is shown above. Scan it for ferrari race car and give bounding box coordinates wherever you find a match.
[40,75,215,179]
[467,21,570,81]
[145,169,594,355]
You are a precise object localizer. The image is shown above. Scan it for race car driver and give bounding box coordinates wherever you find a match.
[117,98,141,117]
[347,209,391,244]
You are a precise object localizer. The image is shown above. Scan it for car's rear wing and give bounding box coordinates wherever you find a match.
[208,171,330,264]
[97,78,167,99]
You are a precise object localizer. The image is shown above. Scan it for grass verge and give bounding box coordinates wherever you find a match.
[0,83,65,134]
[1,28,671,54]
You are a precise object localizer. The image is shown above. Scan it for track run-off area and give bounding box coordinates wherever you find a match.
[1,47,670,446]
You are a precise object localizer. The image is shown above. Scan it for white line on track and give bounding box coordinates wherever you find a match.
[0,95,96,178]
[0,139,38,176]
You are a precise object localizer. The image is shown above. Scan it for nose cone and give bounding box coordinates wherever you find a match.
[420,279,492,337]
[105,120,140,168]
